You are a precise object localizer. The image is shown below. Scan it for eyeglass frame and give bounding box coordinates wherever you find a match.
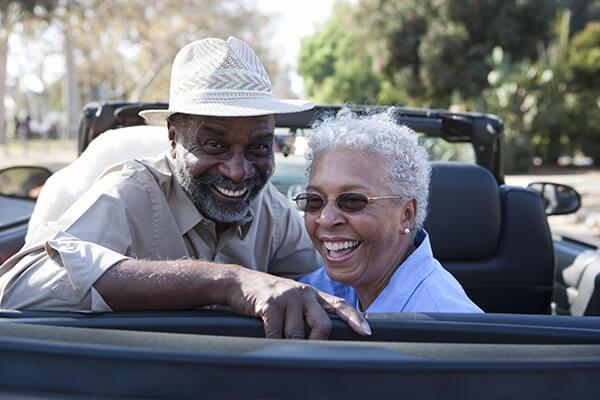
[292,191,403,214]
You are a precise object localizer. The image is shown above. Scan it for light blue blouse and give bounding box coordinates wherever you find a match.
[300,229,483,313]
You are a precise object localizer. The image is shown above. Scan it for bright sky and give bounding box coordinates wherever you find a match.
[6,1,343,99]
[253,0,341,94]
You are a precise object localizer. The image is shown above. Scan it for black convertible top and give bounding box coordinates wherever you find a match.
[1,310,600,398]
[78,102,505,183]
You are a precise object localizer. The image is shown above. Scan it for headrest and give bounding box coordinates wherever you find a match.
[424,162,501,260]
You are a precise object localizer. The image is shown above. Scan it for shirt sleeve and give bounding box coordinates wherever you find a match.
[45,236,128,311]
[0,166,154,312]
[0,238,127,312]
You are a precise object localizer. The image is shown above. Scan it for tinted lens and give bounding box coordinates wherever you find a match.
[295,193,325,213]
[337,192,369,212]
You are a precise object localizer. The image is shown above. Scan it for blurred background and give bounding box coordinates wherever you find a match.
[1,0,599,242]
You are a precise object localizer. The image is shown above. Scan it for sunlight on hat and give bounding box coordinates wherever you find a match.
[140,37,314,124]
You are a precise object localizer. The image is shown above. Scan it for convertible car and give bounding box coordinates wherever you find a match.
[0,103,599,398]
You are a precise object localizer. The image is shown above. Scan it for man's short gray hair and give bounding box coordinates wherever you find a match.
[306,110,431,229]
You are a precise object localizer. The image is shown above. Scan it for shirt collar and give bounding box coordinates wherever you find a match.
[164,154,254,238]
[235,208,254,239]
[365,228,434,313]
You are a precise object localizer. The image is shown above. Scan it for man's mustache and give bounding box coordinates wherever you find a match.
[195,173,266,193]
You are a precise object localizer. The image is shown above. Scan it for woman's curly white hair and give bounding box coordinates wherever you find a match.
[306,109,431,229]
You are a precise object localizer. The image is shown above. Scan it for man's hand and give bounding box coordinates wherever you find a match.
[95,259,370,339]
[226,268,371,339]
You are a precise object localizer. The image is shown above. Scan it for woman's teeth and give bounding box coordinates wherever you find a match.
[216,186,247,197]
[323,240,359,251]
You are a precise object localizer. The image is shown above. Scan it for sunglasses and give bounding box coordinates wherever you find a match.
[293,192,402,214]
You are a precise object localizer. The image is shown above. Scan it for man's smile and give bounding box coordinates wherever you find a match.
[214,186,248,198]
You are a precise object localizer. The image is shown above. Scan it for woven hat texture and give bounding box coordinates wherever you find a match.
[140,37,313,125]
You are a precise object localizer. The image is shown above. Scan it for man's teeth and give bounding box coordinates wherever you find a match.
[216,186,247,197]
[323,240,359,251]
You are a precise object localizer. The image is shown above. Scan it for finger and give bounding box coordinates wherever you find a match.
[302,292,333,340]
[283,296,306,339]
[317,292,371,336]
[261,305,285,339]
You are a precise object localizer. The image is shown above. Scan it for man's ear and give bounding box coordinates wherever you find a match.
[167,120,177,158]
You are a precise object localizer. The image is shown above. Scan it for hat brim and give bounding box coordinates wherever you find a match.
[139,98,314,126]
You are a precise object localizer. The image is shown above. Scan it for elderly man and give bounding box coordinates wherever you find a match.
[0,37,370,339]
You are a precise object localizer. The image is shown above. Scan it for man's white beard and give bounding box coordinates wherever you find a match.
[172,144,265,223]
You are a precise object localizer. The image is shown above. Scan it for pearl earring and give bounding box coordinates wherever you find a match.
[403,228,410,235]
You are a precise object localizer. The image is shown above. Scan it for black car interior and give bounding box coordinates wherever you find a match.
[425,162,554,314]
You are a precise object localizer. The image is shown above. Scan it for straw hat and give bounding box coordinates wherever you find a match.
[139,37,314,125]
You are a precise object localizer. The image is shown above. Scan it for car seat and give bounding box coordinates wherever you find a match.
[558,250,600,315]
[423,162,554,314]
[26,126,168,243]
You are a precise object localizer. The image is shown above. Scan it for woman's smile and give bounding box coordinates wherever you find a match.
[321,238,361,263]
[298,111,481,314]
[305,147,412,301]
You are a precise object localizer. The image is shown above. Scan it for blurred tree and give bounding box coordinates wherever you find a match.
[568,21,600,90]
[526,10,575,164]
[477,11,583,167]
[44,0,278,137]
[0,0,55,148]
[302,0,560,107]
[565,0,600,34]
[5,0,280,141]
[350,0,433,103]
[298,1,381,104]
[300,0,600,167]
[355,0,559,106]
[566,21,600,161]
[63,0,277,102]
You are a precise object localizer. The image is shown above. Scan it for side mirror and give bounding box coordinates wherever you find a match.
[0,166,52,200]
[527,182,581,216]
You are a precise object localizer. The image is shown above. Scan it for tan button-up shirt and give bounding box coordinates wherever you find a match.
[0,153,321,312]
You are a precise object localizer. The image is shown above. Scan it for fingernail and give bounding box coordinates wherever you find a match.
[361,320,372,336]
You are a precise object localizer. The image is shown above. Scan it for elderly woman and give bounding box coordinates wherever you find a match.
[298,111,482,313]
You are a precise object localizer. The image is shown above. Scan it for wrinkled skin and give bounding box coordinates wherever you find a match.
[168,114,275,227]
[304,147,416,311]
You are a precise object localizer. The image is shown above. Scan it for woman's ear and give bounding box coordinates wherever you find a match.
[400,198,417,232]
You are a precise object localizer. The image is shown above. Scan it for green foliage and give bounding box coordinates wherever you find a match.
[420,137,476,163]
[354,0,559,105]
[299,0,565,108]
[565,0,600,34]
[418,19,488,103]
[568,22,600,89]
[0,0,56,14]
[504,133,534,174]
[298,0,600,166]
[474,47,542,170]
[443,0,556,60]
[473,9,600,166]
[367,0,434,99]
[565,22,600,162]
[298,1,381,104]
[377,79,411,106]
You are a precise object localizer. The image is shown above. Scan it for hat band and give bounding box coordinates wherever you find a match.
[172,90,276,104]
[171,70,273,97]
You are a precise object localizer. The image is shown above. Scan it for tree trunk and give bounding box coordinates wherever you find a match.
[62,22,80,141]
[132,58,169,101]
